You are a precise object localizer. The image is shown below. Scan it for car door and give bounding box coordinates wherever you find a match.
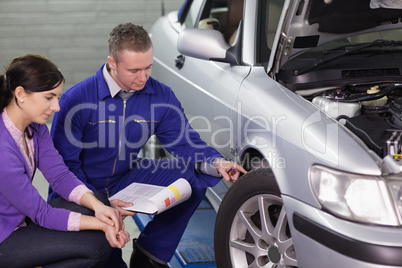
[151,0,251,158]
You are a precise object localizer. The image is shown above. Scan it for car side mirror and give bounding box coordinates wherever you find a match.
[177,28,239,65]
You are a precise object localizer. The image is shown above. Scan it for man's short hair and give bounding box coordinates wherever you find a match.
[108,22,153,63]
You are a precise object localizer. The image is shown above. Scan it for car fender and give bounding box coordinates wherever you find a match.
[235,67,382,207]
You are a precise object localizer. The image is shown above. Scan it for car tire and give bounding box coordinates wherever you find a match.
[214,168,298,268]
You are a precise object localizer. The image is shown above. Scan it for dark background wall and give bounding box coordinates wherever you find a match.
[0,0,182,89]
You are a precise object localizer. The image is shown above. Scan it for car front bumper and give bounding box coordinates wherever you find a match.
[284,196,402,268]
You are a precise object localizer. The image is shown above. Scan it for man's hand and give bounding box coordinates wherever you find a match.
[214,158,247,182]
[110,199,137,220]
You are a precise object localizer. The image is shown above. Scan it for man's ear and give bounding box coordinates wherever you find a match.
[107,56,117,70]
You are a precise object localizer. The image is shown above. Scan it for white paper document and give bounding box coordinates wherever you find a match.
[108,178,192,215]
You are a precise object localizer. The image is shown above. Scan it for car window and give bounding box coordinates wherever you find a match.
[185,0,243,45]
[348,29,402,44]
[184,0,205,28]
[258,0,285,65]
[263,0,285,50]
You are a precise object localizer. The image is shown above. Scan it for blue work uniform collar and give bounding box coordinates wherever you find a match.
[98,63,155,100]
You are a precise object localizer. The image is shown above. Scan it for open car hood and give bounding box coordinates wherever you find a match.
[278,0,402,66]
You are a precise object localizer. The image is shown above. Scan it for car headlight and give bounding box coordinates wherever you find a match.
[387,178,402,224]
[310,165,399,226]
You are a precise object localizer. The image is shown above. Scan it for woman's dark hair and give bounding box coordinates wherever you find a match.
[0,54,65,137]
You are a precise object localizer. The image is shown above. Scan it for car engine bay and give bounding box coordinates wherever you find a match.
[307,83,402,158]
[276,37,402,159]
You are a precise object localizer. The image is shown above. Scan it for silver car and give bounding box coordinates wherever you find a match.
[149,0,402,267]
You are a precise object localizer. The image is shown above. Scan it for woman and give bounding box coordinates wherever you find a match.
[0,54,130,267]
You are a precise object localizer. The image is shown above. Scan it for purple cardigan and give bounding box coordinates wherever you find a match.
[0,116,84,244]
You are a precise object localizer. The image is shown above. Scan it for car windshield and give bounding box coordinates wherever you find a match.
[288,28,402,74]
[298,39,402,75]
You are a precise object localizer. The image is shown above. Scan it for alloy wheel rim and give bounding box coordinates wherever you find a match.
[228,194,298,268]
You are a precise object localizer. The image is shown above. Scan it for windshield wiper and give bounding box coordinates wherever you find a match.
[296,39,402,75]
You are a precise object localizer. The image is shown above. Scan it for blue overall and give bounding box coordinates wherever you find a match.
[48,64,222,264]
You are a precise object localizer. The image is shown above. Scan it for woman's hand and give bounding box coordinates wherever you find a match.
[94,203,123,232]
[80,192,123,232]
[79,214,129,248]
[103,224,130,248]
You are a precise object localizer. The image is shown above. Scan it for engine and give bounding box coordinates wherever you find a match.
[312,83,402,158]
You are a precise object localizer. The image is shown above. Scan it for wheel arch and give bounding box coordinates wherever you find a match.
[238,143,285,193]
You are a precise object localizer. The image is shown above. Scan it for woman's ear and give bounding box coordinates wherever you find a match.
[14,86,26,102]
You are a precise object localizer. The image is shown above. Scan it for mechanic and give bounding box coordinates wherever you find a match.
[48,22,247,268]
